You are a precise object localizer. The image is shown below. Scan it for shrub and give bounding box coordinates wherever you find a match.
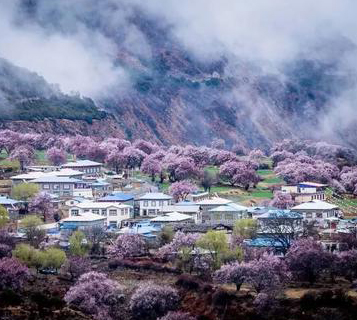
[69,231,89,257]
[0,244,11,258]
[0,205,9,228]
[43,247,66,271]
[65,271,124,320]
[0,257,30,290]
[212,289,235,307]
[0,231,15,248]
[175,274,201,291]
[61,256,91,280]
[13,244,38,268]
[13,244,66,272]
[20,215,46,248]
[130,283,180,319]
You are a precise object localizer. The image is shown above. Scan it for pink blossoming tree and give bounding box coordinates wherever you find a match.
[108,234,147,259]
[65,271,124,320]
[169,181,198,202]
[46,147,67,166]
[130,282,180,319]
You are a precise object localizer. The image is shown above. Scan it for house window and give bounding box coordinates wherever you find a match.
[214,213,221,220]
[53,184,60,190]
[225,213,233,220]
[109,221,117,228]
[109,210,117,216]
[71,209,79,216]
[63,184,70,190]
[84,209,90,212]
[159,201,163,206]
[43,184,50,190]
[101,209,107,216]
[316,212,323,218]
[306,212,313,218]
[143,201,148,207]
[92,209,99,215]
[121,209,124,216]
[125,208,128,214]
[151,201,156,206]
[148,209,156,215]
[63,191,70,196]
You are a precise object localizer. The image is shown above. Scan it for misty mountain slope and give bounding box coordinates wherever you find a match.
[0,58,107,123]
[2,1,357,149]
[105,35,354,149]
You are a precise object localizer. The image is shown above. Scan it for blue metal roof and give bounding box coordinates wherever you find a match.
[98,192,134,201]
[0,196,21,205]
[244,237,285,248]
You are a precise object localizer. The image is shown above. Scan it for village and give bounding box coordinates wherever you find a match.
[1,131,357,320]
[2,157,355,255]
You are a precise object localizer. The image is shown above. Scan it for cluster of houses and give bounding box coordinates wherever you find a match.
[2,159,357,253]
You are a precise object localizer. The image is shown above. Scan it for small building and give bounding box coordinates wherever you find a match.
[196,197,233,217]
[64,197,88,207]
[0,196,22,219]
[98,192,134,206]
[31,177,87,197]
[243,237,286,256]
[150,211,194,225]
[187,191,210,203]
[60,213,106,231]
[69,202,133,229]
[118,220,161,239]
[91,180,112,198]
[62,160,103,175]
[292,200,341,222]
[256,209,303,235]
[161,203,200,223]
[137,193,173,217]
[51,169,84,179]
[281,181,327,203]
[12,172,50,185]
[11,169,84,186]
[206,203,249,225]
[27,165,57,172]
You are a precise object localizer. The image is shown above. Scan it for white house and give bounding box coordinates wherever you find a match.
[31,176,88,197]
[60,213,106,231]
[281,182,327,203]
[138,193,172,217]
[62,160,103,175]
[207,203,249,225]
[161,203,200,223]
[11,169,84,186]
[69,202,133,228]
[150,211,194,224]
[196,197,233,212]
[291,200,341,222]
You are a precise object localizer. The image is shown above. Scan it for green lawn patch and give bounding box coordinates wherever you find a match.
[250,190,273,198]
[257,170,274,176]
[205,166,219,174]
[263,177,284,184]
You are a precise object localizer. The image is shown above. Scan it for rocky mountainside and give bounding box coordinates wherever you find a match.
[2,1,357,150]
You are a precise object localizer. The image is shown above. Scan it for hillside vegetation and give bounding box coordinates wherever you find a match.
[0,58,106,123]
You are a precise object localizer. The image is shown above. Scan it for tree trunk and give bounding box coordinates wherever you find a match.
[235,282,242,291]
